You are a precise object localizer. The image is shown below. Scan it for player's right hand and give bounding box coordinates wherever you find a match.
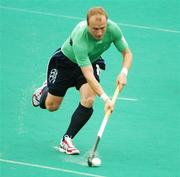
[104,99,114,113]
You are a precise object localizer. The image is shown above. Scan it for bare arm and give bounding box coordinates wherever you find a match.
[117,48,133,86]
[81,65,104,96]
[121,48,133,70]
[81,65,114,112]
[122,49,132,70]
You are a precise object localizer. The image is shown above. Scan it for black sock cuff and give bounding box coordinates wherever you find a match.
[78,103,93,112]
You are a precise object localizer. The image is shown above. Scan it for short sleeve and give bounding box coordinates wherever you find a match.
[73,41,91,67]
[112,22,129,52]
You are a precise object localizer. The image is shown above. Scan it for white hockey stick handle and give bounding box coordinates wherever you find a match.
[97,84,123,137]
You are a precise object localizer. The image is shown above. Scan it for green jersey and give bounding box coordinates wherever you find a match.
[61,19,128,67]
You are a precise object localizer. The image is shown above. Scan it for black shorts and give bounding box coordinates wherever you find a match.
[47,49,105,97]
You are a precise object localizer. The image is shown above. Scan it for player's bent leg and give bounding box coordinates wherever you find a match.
[45,93,63,112]
[59,83,96,155]
[79,83,96,108]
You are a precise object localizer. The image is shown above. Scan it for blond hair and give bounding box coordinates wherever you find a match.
[87,7,108,24]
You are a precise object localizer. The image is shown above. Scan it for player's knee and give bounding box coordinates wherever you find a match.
[46,102,59,112]
[81,96,95,108]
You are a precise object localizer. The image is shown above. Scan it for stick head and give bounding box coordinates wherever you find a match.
[88,156,102,167]
[87,156,93,167]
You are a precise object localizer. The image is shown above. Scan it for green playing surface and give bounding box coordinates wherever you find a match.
[0,0,180,177]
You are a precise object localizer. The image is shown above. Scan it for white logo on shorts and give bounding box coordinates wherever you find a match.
[49,69,58,84]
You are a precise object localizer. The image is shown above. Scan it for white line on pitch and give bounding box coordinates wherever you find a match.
[0,159,106,177]
[0,5,83,20]
[117,22,180,34]
[0,5,179,34]
[110,96,138,101]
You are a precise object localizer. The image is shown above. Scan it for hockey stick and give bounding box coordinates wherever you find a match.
[87,84,123,166]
